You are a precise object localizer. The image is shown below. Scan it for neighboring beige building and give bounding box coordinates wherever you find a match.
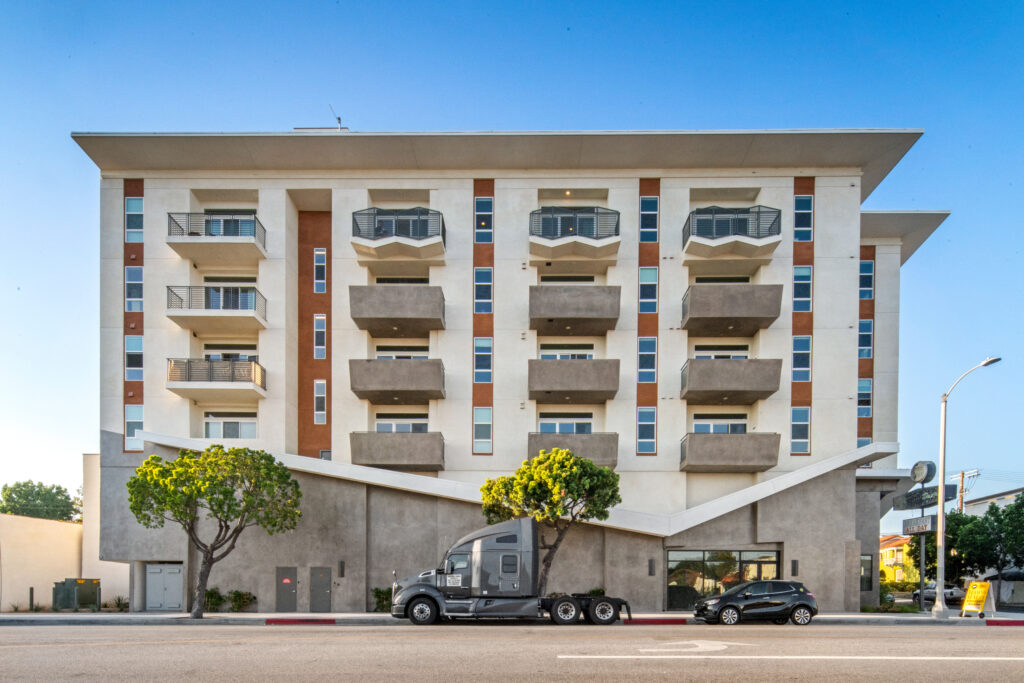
[74,129,945,612]
[0,514,81,610]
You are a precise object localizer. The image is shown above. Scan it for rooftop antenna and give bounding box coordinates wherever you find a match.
[328,104,342,131]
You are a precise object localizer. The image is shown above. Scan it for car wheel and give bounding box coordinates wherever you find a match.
[587,598,619,626]
[550,597,581,625]
[772,617,788,625]
[407,596,439,626]
[790,606,813,625]
[719,606,740,625]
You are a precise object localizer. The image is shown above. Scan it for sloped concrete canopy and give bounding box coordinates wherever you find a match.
[681,284,783,337]
[529,285,620,336]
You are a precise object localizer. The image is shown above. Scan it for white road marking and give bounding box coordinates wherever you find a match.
[559,655,1024,661]
[638,640,753,653]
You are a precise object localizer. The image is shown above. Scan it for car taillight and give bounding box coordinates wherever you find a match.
[806,592,815,598]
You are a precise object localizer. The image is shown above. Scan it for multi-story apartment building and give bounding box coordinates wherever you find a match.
[75,129,946,613]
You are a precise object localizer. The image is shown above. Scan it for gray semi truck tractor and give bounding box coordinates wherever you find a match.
[390,517,631,625]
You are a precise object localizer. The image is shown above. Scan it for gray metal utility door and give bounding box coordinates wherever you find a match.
[310,567,332,613]
[276,567,297,612]
[145,563,183,611]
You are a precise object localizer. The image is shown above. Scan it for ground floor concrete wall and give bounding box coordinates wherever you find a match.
[0,514,82,611]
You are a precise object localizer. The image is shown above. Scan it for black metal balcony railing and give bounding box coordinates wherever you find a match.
[167,213,267,249]
[683,206,781,244]
[529,207,620,240]
[167,358,266,389]
[166,286,267,319]
[352,207,446,244]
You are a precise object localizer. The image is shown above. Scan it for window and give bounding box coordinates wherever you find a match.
[693,414,747,434]
[538,412,593,435]
[637,407,656,454]
[125,266,143,312]
[667,550,781,610]
[694,276,750,283]
[640,196,659,242]
[638,337,657,383]
[473,407,492,454]
[857,437,872,448]
[319,450,332,461]
[314,380,327,424]
[376,413,428,433]
[375,276,429,284]
[858,378,873,418]
[204,411,257,439]
[501,555,518,574]
[540,274,595,283]
[474,338,492,383]
[539,343,593,360]
[203,343,257,361]
[638,268,658,313]
[474,197,493,243]
[125,336,143,381]
[860,555,873,592]
[793,336,811,382]
[693,344,748,360]
[375,345,428,359]
[860,260,874,300]
[313,248,327,293]
[474,268,492,313]
[124,405,143,451]
[792,407,810,454]
[793,266,812,312]
[794,195,813,242]
[202,285,258,311]
[313,314,327,360]
[125,197,143,243]
[858,320,873,359]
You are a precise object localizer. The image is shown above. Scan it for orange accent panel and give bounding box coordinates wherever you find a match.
[792,312,813,335]
[123,382,144,404]
[123,312,144,333]
[473,243,494,267]
[638,243,659,267]
[123,243,144,266]
[791,382,812,406]
[637,314,658,336]
[473,179,494,196]
[793,242,814,265]
[858,418,873,438]
[639,178,661,196]
[472,383,493,406]
[794,177,815,195]
[859,298,875,318]
[860,245,876,260]
[473,315,493,337]
[859,358,874,377]
[636,383,658,406]
[298,211,332,458]
[123,179,144,197]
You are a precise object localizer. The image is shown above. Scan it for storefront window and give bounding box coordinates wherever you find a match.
[667,549,780,610]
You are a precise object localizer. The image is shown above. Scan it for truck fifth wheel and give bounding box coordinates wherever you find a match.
[390,517,631,625]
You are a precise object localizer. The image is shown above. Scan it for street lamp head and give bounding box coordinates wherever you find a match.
[981,357,1001,367]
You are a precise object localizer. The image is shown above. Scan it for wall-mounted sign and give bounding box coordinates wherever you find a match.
[892,484,958,511]
[903,515,937,535]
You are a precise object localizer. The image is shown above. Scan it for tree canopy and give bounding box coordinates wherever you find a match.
[0,480,79,521]
[907,510,972,583]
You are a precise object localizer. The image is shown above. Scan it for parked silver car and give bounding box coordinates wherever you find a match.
[912,582,965,605]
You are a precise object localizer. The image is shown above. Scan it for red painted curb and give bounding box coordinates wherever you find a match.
[623,618,688,625]
[985,620,1024,626]
[265,618,336,625]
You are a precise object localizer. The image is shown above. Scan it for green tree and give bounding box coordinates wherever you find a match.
[480,448,621,596]
[127,446,302,618]
[957,496,1024,607]
[906,510,972,584]
[0,480,78,521]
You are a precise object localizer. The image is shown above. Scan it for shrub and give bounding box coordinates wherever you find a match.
[205,587,226,612]
[31,603,45,612]
[228,590,256,612]
[113,595,129,612]
[588,588,605,596]
[371,587,392,613]
[8,603,21,612]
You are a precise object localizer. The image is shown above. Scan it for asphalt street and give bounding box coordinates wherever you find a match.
[1,623,1022,681]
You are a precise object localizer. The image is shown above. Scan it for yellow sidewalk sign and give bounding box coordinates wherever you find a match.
[961,581,991,617]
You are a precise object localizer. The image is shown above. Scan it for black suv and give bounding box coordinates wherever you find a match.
[693,580,818,625]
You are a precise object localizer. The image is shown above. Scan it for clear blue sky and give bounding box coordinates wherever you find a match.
[0,1,1020,529]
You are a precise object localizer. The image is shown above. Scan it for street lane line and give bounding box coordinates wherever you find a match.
[559,655,1024,661]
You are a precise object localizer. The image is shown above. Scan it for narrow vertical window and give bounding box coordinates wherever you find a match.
[474,337,492,383]
[858,378,873,417]
[474,267,493,313]
[319,450,332,461]
[858,320,873,359]
[638,337,657,383]
[793,266,812,312]
[791,407,810,454]
[793,336,811,382]
[637,407,656,454]
[794,195,813,242]
[125,266,143,311]
[124,405,143,451]
[313,248,327,293]
[125,197,144,243]
[474,197,493,243]
[638,267,658,313]
[859,260,874,300]
[639,196,659,243]
[313,314,327,359]
[313,379,327,424]
[473,407,492,454]
[125,336,143,381]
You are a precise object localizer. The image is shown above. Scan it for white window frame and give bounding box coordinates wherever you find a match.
[124,404,143,451]
[792,407,810,454]
[474,196,493,244]
[860,260,875,300]
[314,379,327,424]
[375,345,428,360]
[639,196,659,243]
[204,412,258,439]
[474,337,492,383]
[638,337,657,383]
[692,414,748,434]
[858,319,873,359]
[125,266,143,312]
[693,344,749,360]
[375,412,429,433]
[537,412,593,435]
[474,267,493,313]
[637,407,656,454]
[793,336,811,382]
[125,197,143,243]
[539,343,594,360]
[794,195,813,242]
[473,407,492,454]
[313,248,327,294]
[125,335,143,381]
[638,267,658,313]
[313,314,327,360]
[793,266,812,312]
[858,378,873,418]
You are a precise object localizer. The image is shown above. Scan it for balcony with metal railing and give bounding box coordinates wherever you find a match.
[350,207,446,263]
[167,213,268,265]
[682,206,782,273]
[166,286,268,333]
[166,358,267,401]
[528,207,622,266]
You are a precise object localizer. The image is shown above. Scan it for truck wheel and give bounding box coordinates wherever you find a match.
[549,597,580,625]
[407,597,438,626]
[587,598,619,625]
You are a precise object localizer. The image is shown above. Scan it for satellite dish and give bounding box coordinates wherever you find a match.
[911,461,937,484]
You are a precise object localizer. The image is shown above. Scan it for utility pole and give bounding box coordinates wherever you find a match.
[950,469,979,513]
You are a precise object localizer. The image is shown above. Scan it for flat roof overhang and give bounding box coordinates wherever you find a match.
[861,211,950,264]
[72,129,923,201]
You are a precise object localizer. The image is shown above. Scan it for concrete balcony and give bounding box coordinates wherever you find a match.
[529,285,620,336]
[681,284,783,337]
[166,286,268,334]
[349,359,445,404]
[527,432,618,469]
[680,358,782,405]
[679,433,781,473]
[350,208,446,265]
[682,206,782,275]
[166,213,267,266]
[165,358,266,402]
[349,432,444,472]
[527,359,619,404]
[349,285,445,338]
[528,207,621,268]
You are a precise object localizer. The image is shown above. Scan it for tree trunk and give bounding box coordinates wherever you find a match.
[536,524,571,597]
[190,552,215,619]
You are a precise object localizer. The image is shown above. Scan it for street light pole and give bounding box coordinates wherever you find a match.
[933,356,1001,618]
